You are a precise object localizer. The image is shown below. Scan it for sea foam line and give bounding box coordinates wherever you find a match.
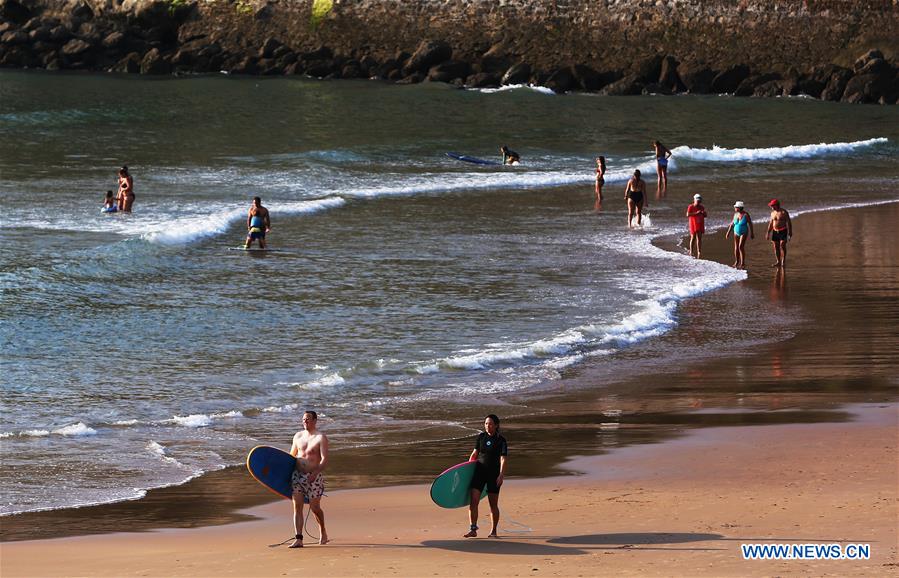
[143,196,346,245]
[672,137,888,163]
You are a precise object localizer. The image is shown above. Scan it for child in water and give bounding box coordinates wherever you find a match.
[102,190,118,213]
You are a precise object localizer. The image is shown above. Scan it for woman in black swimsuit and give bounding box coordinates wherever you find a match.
[624,169,647,227]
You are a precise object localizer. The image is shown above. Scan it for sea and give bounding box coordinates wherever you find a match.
[1,70,897,517]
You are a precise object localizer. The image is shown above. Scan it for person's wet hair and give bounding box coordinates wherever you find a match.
[634,169,641,178]
[254,196,262,204]
[304,410,317,420]
[486,414,500,430]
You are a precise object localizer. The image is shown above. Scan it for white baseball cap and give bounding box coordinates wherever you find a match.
[693,194,702,200]
[734,201,745,208]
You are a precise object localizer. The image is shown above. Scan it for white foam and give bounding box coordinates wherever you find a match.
[473,84,556,95]
[211,410,243,419]
[112,419,139,426]
[52,422,97,436]
[262,403,299,413]
[20,429,50,437]
[169,414,212,428]
[672,137,887,163]
[143,196,346,245]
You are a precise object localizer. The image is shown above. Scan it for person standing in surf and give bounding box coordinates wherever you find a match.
[245,196,271,249]
[766,199,793,268]
[652,140,672,197]
[725,201,754,269]
[594,156,606,211]
[464,414,508,538]
[117,166,134,213]
[288,410,329,548]
[500,145,520,165]
[624,169,647,228]
[686,193,707,258]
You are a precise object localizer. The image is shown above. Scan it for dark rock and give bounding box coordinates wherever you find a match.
[678,61,716,93]
[284,62,304,75]
[277,52,297,68]
[386,68,403,81]
[306,59,336,78]
[61,38,92,57]
[501,62,531,85]
[259,37,281,59]
[710,64,750,94]
[45,57,60,70]
[572,64,602,91]
[272,45,291,60]
[0,45,26,67]
[140,47,171,75]
[818,67,851,101]
[0,0,32,24]
[113,52,141,73]
[658,56,685,92]
[77,22,101,44]
[28,26,52,43]
[465,72,501,88]
[341,61,364,79]
[842,73,892,104]
[545,67,576,93]
[359,55,378,76]
[375,58,400,79]
[480,43,512,74]
[231,56,258,75]
[632,55,663,84]
[0,22,12,35]
[601,74,644,96]
[103,31,125,49]
[71,0,94,22]
[49,25,72,43]
[305,46,333,61]
[858,57,892,77]
[734,73,780,97]
[404,40,452,75]
[853,49,884,71]
[752,80,784,98]
[259,60,283,76]
[1,30,27,45]
[796,77,825,98]
[427,60,470,83]
[396,72,425,85]
[642,83,673,96]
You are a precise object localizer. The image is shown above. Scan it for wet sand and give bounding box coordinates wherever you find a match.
[2,202,897,576]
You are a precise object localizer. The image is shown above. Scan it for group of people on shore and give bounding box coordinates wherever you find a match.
[285,411,507,547]
[688,196,794,268]
[592,142,793,269]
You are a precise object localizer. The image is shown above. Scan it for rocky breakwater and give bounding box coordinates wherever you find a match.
[1,0,897,104]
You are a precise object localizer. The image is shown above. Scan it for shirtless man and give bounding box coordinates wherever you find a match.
[766,199,793,268]
[288,411,329,548]
[245,197,271,249]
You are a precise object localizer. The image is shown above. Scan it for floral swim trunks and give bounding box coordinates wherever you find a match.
[291,470,325,500]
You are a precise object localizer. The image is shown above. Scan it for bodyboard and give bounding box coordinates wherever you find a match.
[429,460,488,508]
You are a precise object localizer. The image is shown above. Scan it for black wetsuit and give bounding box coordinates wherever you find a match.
[470,432,508,494]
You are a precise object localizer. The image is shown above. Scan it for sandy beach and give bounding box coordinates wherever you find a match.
[2,203,897,577]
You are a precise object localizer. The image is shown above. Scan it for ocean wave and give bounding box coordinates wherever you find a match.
[672,137,888,163]
[473,84,556,95]
[168,414,212,427]
[143,196,346,245]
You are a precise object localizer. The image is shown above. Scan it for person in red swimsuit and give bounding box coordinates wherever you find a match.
[686,193,707,258]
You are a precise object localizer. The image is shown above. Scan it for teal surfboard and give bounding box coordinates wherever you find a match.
[246,445,296,500]
[429,461,487,508]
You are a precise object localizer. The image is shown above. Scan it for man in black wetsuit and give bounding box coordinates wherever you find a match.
[500,146,520,165]
[464,414,508,538]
